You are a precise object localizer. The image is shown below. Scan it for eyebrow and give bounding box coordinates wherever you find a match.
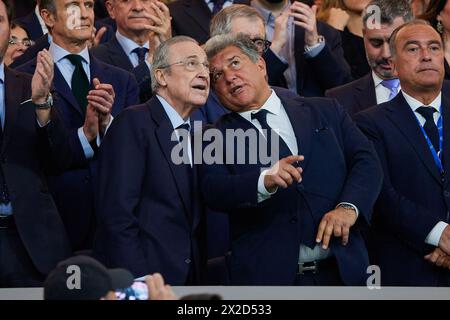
[404,40,442,47]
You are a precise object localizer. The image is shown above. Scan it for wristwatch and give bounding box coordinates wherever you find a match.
[34,93,53,109]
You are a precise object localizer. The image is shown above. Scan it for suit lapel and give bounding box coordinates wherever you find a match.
[2,68,23,153]
[441,93,450,188]
[53,64,84,117]
[150,99,194,223]
[386,93,442,184]
[183,0,211,35]
[279,95,313,169]
[354,73,377,112]
[108,37,134,71]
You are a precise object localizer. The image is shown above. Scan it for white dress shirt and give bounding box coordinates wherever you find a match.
[401,90,449,246]
[373,72,401,105]
[115,31,151,69]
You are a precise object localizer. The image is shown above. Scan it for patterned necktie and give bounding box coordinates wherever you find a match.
[65,54,89,114]
[416,106,440,152]
[251,109,292,160]
[132,47,148,65]
[381,78,400,100]
[212,0,226,15]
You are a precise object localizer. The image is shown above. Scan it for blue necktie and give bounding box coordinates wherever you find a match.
[132,47,148,65]
[381,78,400,100]
[251,109,292,159]
[416,106,439,152]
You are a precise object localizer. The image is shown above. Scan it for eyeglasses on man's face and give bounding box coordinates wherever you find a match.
[250,38,271,54]
[9,38,35,48]
[159,57,210,72]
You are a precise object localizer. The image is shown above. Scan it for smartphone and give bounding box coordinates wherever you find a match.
[115,281,148,300]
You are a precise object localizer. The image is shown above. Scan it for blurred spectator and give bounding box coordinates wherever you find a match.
[419,0,450,80]
[410,0,430,17]
[316,0,349,31]
[4,22,34,66]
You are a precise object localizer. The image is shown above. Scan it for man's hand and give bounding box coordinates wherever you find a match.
[88,26,108,49]
[145,1,172,63]
[87,78,114,135]
[271,10,290,55]
[425,247,450,269]
[32,49,54,125]
[264,155,304,193]
[290,2,320,47]
[438,225,450,255]
[316,206,357,249]
[146,273,179,300]
[83,103,99,142]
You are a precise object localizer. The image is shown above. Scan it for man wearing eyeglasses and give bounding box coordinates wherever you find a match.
[94,36,209,285]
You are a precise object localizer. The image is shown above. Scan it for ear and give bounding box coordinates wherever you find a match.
[40,9,55,29]
[105,0,116,20]
[155,69,168,88]
[256,56,267,78]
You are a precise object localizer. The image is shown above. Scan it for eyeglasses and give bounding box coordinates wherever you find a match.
[251,38,271,54]
[159,57,210,72]
[8,38,35,48]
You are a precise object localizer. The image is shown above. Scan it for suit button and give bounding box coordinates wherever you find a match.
[444,191,450,198]
[290,217,298,223]
[184,258,191,264]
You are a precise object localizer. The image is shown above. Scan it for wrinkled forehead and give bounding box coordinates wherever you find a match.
[396,24,442,47]
[209,45,244,69]
[168,41,207,62]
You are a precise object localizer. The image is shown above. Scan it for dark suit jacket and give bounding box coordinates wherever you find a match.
[90,36,152,103]
[264,22,352,97]
[17,55,139,251]
[326,73,377,118]
[355,92,450,286]
[199,88,382,285]
[94,97,204,284]
[2,67,71,274]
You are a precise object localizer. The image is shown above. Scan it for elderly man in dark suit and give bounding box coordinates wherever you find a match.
[355,20,450,286]
[0,0,71,287]
[201,33,382,285]
[91,0,172,103]
[326,0,413,117]
[16,0,139,252]
[94,36,209,284]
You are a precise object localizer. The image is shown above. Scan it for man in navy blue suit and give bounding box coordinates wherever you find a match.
[326,0,413,117]
[91,0,172,103]
[355,20,450,286]
[16,0,139,252]
[94,36,209,284]
[201,34,382,285]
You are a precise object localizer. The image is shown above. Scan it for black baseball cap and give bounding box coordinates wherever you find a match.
[44,255,134,300]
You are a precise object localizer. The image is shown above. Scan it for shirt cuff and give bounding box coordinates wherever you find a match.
[336,202,359,219]
[304,40,326,58]
[77,127,94,159]
[98,115,114,145]
[257,169,277,203]
[425,221,449,246]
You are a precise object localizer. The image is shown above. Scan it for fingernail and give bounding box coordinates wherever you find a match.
[316,239,320,243]
[322,245,327,249]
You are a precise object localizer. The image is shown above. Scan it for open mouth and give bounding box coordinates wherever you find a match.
[192,84,207,92]
[230,85,244,95]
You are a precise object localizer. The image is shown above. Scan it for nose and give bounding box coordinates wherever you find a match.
[223,68,236,83]
[131,0,144,11]
[420,47,432,61]
[381,42,391,59]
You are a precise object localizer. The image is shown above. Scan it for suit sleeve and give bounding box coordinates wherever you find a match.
[333,100,383,226]
[95,109,149,277]
[354,111,441,252]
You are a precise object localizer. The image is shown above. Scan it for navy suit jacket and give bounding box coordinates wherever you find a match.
[199,88,382,285]
[17,55,139,251]
[264,22,352,97]
[94,96,204,284]
[1,67,71,274]
[90,36,152,103]
[355,92,450,286]
[326,73,377,118]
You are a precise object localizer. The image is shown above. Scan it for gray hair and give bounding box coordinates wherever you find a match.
[151,36,199,93]
[362,0,413,28]
[389,19,438,58]
[210,4,265,37]
[39,0,56,15]
[204,33,261,65]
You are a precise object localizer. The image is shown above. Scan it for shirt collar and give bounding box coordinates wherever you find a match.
[156,95,190,130]
[115,31,149,56]
[49,41,90,65]
[239,89,281,122]
[402,90,442,113]
[372,71,400,89]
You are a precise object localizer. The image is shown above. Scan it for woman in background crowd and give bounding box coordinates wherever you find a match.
[4,22,34,66]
